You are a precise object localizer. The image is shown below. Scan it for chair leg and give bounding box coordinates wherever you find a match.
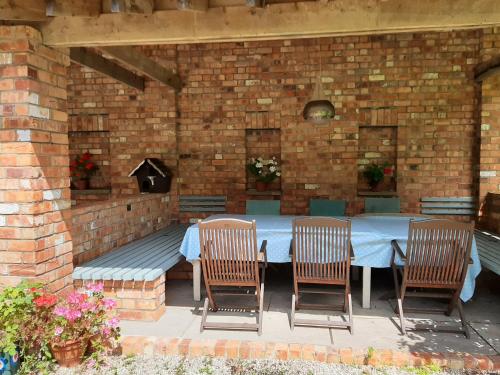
[347,291,353,335]
[258,283,265,336]
[206,285,217,312]
[392,264,406,335]
[291,293,296,330]
[344,286,349,313]
[456,299,470,339]
[200,297,209,333]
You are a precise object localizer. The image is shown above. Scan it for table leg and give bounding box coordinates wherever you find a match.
[352,266,360,281]
[362,266,371,309]
[192,260,201,302]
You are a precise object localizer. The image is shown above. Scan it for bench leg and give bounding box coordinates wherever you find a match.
[192,260,201,302]
[362,266,371,309]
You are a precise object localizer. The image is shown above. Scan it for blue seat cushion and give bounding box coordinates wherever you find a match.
[246,200,280,215]
[310,199,346,216]
[364,197,400,213]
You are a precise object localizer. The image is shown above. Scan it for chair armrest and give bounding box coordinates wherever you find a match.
[391,240,406,262]
[259,240,268,267]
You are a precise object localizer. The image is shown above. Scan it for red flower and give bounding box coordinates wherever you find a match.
[34,294,58,308]
[70,160,77,167]
[82,152,91,161]
[85,162,94,170]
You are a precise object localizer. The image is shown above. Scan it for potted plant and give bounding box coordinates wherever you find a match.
[49,283,120,368]
[247,157,281,192]
[70,152,98,190]
[363,163,385,191]
[0,282,54,375]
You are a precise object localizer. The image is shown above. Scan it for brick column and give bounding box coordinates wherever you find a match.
[0,26,73,292]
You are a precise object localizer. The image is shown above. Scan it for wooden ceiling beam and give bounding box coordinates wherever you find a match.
[70,47,145,91]
[40,0,500,47]
[109,0,155,13]
[177,0,208,12]
[46,0,102,17]
[0,0,46,21]
[98,46,182,91]
[475,55,500,82]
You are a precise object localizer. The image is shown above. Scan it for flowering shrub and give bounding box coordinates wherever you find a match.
[0,282,120,373]
[247,157,281,183]
[70,151,98,179]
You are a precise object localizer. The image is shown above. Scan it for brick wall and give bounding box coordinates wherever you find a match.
[66,29,500,223]
[175,30,483,218]
[71,194,172,266]
[0,26,73,292]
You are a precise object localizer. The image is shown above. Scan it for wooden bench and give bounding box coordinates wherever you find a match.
[420,197,476,216]
[179,195,226,213]
[475,229,500,276]
[73,224,188,320]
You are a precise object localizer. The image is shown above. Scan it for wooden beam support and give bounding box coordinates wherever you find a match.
[70,47,145,91]
[475,55,500,82]
[40,0,500,47]
[110,0,154,13]
[46,0,102,17]
[0,0,46,21]
[177,0,208,12]
[246,0,264,8]
[98,46,182,91]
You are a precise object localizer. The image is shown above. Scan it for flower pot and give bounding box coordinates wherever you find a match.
[369,181,382,192]
[255,181,269,192]
[74,179,89,190]
[51,339,88,368]
[0,350,20,375]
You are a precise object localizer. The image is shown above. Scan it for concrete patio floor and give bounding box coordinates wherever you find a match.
[121,266,500,355]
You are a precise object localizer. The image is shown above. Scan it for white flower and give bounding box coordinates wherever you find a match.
[269,166,276,172]
[256,162,263,168]
[276,172,281,177]
[250,158,255,163]
[257,157,263,162]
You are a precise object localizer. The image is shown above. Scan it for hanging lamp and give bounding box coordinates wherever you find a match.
[303,42,335,124]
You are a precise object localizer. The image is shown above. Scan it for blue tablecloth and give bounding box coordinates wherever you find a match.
[178,214,481,302]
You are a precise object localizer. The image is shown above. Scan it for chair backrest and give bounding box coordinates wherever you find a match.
[365,197,400,213]
[198,219,260,286]
[404,220,474,287]
[246,200,280,215]
[310,199,346,216]
[292,217,352,283]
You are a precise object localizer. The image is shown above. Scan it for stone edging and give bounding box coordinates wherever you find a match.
[120,336,500,371]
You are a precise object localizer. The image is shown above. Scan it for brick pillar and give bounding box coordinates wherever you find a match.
[0,26,73,292]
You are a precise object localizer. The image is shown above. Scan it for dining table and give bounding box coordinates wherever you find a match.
[178,214,481,309]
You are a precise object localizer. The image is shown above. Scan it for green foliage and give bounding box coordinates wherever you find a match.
[247,157,281,183]
[404,364,443,375]
[363,163,385,186]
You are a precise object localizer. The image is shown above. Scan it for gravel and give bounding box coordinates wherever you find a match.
[53,354,491,375]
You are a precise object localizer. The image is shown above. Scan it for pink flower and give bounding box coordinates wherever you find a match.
[54,326,63,336]
[106,316,120,329]
[54,306,69,317]
[102,327,111,337]
[103,298,117,310]
[80,301,94,312]
[67,291,87,305]
[86,359,97,369]
[66,309,82,321]
[86,282,104,293]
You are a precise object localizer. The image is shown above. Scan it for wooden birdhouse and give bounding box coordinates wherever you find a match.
[128,158,172,194]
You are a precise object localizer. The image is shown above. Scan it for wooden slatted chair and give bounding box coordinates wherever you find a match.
[291,217,354,333]
[198,218,268,335]
[391,219,474,338]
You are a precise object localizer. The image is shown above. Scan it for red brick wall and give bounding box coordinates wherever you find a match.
[66,29,500,223]
[67,51,178,198]
[71,194,172,266]
[0,26,73,292]
[175,31,481,217]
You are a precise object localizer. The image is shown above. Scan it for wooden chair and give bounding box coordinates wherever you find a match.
[391,219,474,338]
[246,200,280,215]
[310,199,346,217]
[365,197,400,213]
[291,217,354,333]
[198,218,268,335]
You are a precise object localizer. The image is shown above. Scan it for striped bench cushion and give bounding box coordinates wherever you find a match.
[475,229,500,276]
[73,224,189,282]
[179,195,226,212]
